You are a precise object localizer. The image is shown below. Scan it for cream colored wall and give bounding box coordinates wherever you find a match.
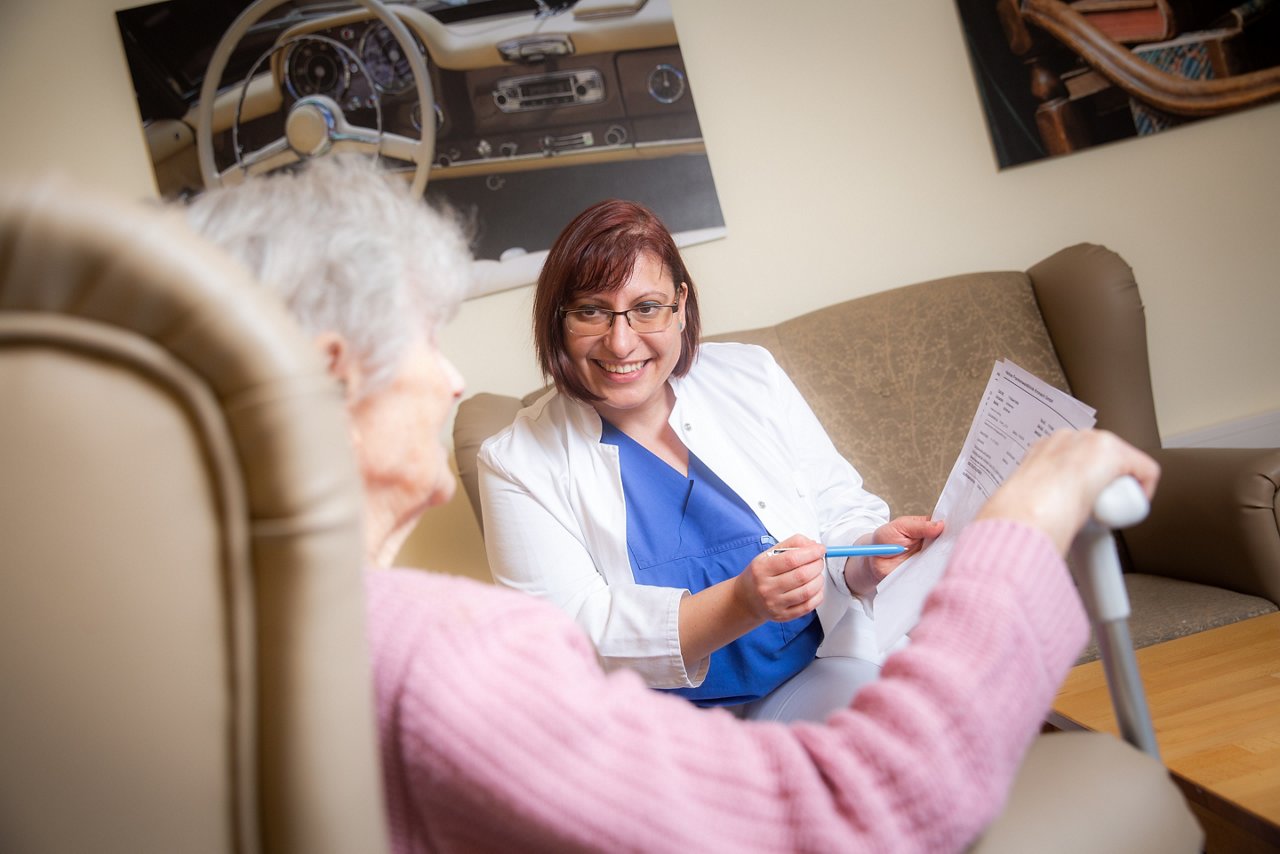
[0,2,159,198]
[3,0,1277,581]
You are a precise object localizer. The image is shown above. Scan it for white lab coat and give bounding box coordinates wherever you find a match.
[478,343,890,688]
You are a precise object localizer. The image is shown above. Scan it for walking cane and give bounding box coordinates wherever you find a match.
[1069,475,1161,759]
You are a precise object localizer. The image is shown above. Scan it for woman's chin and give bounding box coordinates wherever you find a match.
[591,376,656,408]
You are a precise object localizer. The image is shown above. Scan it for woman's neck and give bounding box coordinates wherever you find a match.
[363,488,419,568]
[595,384,689,475]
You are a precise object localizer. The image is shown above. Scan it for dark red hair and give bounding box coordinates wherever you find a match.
[533,199,701,402]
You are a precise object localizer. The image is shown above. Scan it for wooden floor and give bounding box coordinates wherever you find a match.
[1051,612,1280,853]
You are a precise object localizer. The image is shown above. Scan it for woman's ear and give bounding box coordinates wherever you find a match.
[313,331,364,401]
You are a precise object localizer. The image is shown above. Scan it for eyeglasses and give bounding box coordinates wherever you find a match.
[560,300,680,336]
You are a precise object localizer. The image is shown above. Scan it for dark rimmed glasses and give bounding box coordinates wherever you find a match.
[560,301,680,336]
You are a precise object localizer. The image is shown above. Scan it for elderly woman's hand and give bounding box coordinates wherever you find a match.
[843,516,945,597]
[734,536,826,623]
[975,428,1159,554]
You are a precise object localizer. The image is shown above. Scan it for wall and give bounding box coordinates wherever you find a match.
[2,0,1277,580]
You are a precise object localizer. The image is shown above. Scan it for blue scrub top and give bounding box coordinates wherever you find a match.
[601,420,821,706]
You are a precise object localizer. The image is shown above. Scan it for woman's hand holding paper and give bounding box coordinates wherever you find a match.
[843,516,945,597]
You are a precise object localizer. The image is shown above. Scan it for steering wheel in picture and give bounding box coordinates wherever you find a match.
[196,0,435,197]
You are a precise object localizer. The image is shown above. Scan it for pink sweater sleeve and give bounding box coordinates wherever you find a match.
[365,519,1088,853]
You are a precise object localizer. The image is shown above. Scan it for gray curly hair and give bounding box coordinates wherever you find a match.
[183,156,472,396]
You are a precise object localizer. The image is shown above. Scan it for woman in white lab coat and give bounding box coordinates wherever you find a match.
[479,199,942,721]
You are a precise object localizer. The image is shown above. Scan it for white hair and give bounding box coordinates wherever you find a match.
[183,156,473,396]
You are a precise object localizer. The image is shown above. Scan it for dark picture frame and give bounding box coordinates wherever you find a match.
[954,0,1280,168]
[116,0,725,296]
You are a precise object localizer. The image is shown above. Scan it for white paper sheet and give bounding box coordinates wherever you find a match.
[862,360,1097,661]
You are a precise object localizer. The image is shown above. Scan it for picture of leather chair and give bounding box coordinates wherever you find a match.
[956,0,1280,165]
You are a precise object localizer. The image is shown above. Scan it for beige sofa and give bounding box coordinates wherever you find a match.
[455,243,1280,662]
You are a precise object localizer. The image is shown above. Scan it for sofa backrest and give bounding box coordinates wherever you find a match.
[707,271,1070,517]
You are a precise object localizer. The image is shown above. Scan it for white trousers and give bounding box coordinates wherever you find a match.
[734,656,882,723]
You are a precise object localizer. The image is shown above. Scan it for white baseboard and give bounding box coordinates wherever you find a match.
[1163,409,1280,449]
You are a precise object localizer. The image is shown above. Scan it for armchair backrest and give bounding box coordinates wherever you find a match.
[0,179,387,853]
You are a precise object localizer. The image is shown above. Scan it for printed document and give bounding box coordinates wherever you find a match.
[829,360,1097,664]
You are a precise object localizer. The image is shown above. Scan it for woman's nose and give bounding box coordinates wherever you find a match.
[603,312,639,352]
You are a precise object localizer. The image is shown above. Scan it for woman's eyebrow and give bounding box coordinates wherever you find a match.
[570,290,671,306]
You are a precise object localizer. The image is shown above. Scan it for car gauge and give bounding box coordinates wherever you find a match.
[284,39,352,100]
[359,23,420,95]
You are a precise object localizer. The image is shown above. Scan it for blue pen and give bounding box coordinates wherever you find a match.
[770,544,907,558]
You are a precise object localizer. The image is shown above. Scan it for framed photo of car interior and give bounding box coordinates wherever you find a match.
[116,0,726,297]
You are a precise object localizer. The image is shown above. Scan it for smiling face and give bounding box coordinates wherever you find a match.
[563,252,687,428]
[534,199,702,405]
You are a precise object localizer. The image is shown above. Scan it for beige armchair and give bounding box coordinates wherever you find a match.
[0,179,386,853]
[455,243,1280,663]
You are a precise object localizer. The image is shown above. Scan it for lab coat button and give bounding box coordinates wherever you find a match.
[757,500,766,509]
[683,422,692,431]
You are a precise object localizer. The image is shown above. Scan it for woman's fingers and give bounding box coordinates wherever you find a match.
[764,567,825,620]
[976,429,1159,553]
[742,542,826,622]
[875,516,944,547]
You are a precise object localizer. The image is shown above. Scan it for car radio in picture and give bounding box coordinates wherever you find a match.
[493,69,605,112]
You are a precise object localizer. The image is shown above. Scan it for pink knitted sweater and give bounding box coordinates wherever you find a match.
[365,519,1087,853]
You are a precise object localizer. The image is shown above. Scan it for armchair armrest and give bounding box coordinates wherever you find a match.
[1121,446,1280,605]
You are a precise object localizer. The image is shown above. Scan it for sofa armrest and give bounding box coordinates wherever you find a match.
[1121,446,1280,605]
[453,392,524,530]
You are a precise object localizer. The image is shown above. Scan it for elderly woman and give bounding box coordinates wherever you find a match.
[185,158,471,568]
[479,199,943,721]
[185,160,1173,852]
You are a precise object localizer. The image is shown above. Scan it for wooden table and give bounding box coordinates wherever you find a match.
[1050,611,1280,853]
